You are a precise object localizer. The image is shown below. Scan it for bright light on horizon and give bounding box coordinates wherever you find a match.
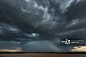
[0,48,22,52]
[0,49,21,52]
[71,46,86,52]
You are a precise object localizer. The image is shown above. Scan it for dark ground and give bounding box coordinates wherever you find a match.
[0,52,86,57]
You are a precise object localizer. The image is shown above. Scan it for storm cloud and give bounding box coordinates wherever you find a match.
[0,0,86,52]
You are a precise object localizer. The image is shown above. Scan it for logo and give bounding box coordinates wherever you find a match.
[61,38,85,45]
[62,39,70,45]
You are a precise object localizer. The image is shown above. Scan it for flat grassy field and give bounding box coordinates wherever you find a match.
[0,53,86,57]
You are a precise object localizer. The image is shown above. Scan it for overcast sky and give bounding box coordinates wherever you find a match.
[0,0,86,52]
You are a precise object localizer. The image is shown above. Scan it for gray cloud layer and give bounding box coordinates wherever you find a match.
[0,0,86,52]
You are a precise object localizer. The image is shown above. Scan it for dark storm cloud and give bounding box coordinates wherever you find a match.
[65,0,86,21]
[53,0,86,38]
[0,41,21,50]
[22,41,61,52]
[0,41,60,52]
[0,0,86,52]
[0,0,61,41]
[0,40,73,52]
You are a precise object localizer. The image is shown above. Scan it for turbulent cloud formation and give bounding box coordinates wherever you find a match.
[0,0,86,52]
[22,41,61,52]
[0,40,65,52]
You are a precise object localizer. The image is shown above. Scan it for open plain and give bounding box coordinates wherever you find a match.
[0,53,86,57]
